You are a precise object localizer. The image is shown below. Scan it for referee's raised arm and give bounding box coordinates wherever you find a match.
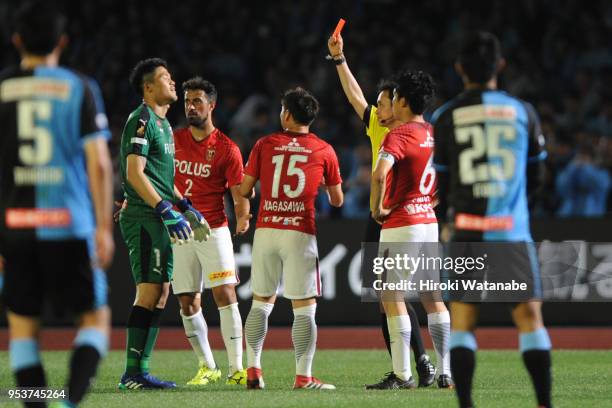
[327,34,368,121]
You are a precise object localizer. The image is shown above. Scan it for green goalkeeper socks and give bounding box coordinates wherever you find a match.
[125,306,152,375]
[140,308,164,373]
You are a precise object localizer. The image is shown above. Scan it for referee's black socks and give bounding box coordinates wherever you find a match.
[380,312,392,355]
[407,304,426,362]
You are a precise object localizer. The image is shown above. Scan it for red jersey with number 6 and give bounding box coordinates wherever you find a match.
[378,121,437,229]
[244,131,342,235]
[174,128,244,229]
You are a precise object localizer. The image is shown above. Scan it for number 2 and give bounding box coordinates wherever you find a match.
[184,179,193,197]
[455,124,516,185]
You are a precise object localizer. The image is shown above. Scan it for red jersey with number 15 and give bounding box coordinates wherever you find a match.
[378,121,437,229]
[174,128,244,229]
[244,131,342,235]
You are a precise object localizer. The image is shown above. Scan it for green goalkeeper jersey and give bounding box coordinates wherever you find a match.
[120,103,175,219]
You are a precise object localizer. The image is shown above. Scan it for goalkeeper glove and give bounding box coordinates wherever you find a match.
[176,198,211,242]
[155,200,193,244]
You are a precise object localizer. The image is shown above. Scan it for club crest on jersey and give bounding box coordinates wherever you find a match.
[207,148,216,162]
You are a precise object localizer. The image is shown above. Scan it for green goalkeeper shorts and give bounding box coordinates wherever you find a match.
[119,214,173,284]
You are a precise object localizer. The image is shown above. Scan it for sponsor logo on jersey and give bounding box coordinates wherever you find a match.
[403,203,436,216]
[455,213,514,231]
[262,215,303,226]
[175,160,211,177]
[453,104,517,126]
[402,196,436,216]
[262,199,306,212]
[274,138,313,153]
[164,142,175,154]
[6,208,71,229]
[0,77,70,101]
[420,131,434,148]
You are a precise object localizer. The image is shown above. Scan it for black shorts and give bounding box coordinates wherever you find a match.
[1,239,108,317]
[361,214,382,289]
[447,239,542,303]
[364,214,382,243]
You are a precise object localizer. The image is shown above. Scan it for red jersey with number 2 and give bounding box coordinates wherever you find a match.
[244,131,342,235]
[378,121,437,229]
[174,128,244,229]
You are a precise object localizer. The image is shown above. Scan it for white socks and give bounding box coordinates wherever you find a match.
[181,309,216,369]
[219,303,244,374]
[387,314,412,381]
[245,300,274,369]
[292,304,317,377]
[428,311,451,376]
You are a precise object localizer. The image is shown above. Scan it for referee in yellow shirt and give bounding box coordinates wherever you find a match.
[328,34,436,387]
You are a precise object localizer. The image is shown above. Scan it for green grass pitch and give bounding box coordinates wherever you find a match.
[1,350,610,407]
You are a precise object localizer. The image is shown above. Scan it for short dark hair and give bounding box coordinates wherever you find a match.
[393,69,436,115]
[377,78,397,100]
[182,77,218,103]
[281,87,319,126]
[458,31,502,84]
[129,58,168,96]
[14,1,66,55]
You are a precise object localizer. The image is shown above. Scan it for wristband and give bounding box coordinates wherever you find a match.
[176,197,192,212]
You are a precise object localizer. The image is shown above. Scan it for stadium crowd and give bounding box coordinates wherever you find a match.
[1,0,611,217]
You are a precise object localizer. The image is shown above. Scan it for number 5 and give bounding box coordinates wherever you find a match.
[18,100,53,165]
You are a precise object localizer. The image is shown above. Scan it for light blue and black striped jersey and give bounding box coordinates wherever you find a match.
[0,65,111,242]
[431,89,546,242]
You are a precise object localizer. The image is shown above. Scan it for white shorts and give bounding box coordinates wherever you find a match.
[171,226,238,294]
[250,228,321,300]
[379,223,439,243]
[379,223,439,284]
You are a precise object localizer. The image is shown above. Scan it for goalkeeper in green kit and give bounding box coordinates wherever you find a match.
[118,58,210,390]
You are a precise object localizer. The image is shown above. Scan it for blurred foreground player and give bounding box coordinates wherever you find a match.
[368,70,452,389]
[173,77,249,385]
[0,2,113,406]
[118,59,208,390]
[431,32,551,408]
[240,87,343,390]
[328,33,436,387]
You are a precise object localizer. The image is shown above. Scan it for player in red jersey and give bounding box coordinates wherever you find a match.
[172,77,250,386]
[366,70,453,390]
[239,87,343,390]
